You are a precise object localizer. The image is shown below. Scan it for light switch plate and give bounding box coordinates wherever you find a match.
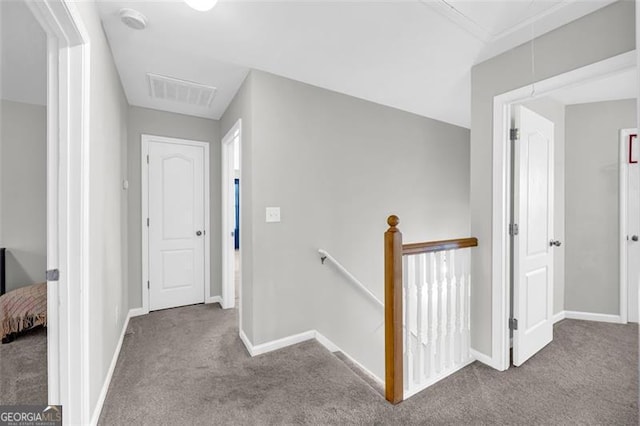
[266,207,281,223]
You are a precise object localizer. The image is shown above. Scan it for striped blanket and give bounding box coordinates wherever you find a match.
[1,282,47,342]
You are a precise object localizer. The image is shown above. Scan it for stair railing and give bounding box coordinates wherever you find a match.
[384,215,478,404]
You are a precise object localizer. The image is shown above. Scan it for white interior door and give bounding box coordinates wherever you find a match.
[623,130,639,323]
[512,105,555,366]
[148,139,206,311]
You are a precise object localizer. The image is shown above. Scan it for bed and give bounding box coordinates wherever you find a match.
[0,248,47,343]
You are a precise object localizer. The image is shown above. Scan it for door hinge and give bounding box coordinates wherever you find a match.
[509,318,518,331]
[147,281,150,289]
[147,218,149,227]
[46,269,60,281]
[146,154,149,164]
[510,128,519,141]
[509,223,519,236]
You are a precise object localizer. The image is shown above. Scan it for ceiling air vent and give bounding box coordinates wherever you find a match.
[147,73,217,108]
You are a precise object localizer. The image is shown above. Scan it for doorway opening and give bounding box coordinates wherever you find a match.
[0,0,90,422]
[221,120,241,313]
[492,50,637,371]
[0,0,49,404]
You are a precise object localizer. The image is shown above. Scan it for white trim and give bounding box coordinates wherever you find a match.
[221,120,242,311]
[140,135,211,313]
[206,296,223,305]
[314,331,341,353]
[470,349,499,369]
[26,1,90,422]
[404,357,476,400]
[241,330,316,357]
[128,307,147,318]
[552,311,566,324]
[314,331,384,387]
[239,330,255,356]
[619,129,634,324]
[491,50,636,372]
[89,309,134,425]
[238,329,385,385]
[564,311,624,324]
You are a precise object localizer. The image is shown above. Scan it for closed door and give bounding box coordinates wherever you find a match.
[148,140,206,311]
[512,105,555,366]
[624,131,639,322]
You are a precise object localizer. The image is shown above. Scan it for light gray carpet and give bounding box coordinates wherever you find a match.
[99,304,638,425]
[0,327,48,404]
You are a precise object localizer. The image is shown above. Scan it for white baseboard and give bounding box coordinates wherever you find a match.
[128,307,147,318]
[239,330,254,356]
[314,331,384,386]
[404,357,476,399]
[470,348,501,370]
[314,331,340,352]
[205,296,223,305]
[552,311,566,324]
[239,329,316,357]
[564,310,623,324]
[239,328,384,385]
[89,309,133,425]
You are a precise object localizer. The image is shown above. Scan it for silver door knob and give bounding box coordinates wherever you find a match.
[550,240,562,247]
[196,230,202,236]
[632,235,639,242]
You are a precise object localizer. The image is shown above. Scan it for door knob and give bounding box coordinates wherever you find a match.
[549,240,562,247]
[632,235,639,242]
[196,230,203,236]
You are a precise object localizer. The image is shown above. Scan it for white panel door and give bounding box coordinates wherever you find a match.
[513,106,555,366]
[148,140,205,311]
[624,130,640,323]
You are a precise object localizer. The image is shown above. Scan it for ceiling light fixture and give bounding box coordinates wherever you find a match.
[185,0,218,12]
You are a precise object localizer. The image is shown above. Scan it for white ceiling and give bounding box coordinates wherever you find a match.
[45,0,615,127]
[97,0,616,127]
[549,67,637,106]
[0,0,47,106]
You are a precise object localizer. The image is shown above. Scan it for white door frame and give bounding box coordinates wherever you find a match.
[221,120,241,312]
[491,50,636,371]
[141,135,211,314]
[26,0,90,423]
[620,128,637,323]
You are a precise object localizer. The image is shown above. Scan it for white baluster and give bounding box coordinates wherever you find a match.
[428,252,437,379]
[439,251,447,373]
[459,248,470,361]
[454,247,465,364]
[403,255,413,389]
[415,253,426,383]
[447,250,456,369]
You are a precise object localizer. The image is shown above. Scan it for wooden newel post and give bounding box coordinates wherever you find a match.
[384,215,403,404]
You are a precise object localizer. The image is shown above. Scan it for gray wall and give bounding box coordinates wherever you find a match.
[127,106,221,309]
[470,0,635,356]
[0,99,46,291]
[565,99,636,315]
[521,97,565,315]
[221,74,255,341]
[224,70,470,379]
[76,2,130,416]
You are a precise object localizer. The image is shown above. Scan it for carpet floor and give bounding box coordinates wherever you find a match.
[99,304,638,425]
[0,326,48,405]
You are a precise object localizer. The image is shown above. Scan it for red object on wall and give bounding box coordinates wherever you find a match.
[630,134,638,164]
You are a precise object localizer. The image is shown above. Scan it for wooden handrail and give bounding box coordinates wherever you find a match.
[402,237,478,256]
[384,215,478,405]
[384,215,403,404]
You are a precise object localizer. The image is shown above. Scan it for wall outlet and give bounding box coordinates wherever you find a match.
[266,207,281,223]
